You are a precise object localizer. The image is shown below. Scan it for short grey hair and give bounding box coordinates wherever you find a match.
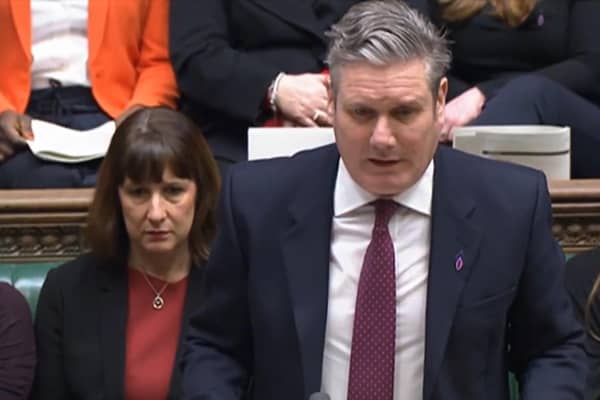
[326,0,451,96]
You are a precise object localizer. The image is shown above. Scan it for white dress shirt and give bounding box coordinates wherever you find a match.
[321,159,433,400]
[31,0,90,89]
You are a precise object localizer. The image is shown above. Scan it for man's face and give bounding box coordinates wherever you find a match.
[332,60,447,196]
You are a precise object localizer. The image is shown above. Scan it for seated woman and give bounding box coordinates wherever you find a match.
[565,249,600,400]
[0,283,35,399]
[426,0,600,178]
[169,0,380,172]
[31,107,220,399]
[0,1,178,188]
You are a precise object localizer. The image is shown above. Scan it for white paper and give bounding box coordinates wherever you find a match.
[248,127,335,160]
[452,125,571,180]
[27,119,116,163]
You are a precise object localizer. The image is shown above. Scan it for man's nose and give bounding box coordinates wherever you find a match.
[370,116,396,148]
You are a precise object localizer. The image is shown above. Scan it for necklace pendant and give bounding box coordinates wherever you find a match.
[152,295,165,310]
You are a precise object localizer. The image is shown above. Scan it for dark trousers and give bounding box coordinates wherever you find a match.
[472,75,600,178]
[0,84,111,188]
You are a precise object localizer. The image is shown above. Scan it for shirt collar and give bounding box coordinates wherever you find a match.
[334,158,434,217]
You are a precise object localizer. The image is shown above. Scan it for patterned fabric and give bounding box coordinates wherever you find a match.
[348,199,398,400]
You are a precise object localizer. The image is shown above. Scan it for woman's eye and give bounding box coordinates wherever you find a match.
[164,186,184,196]
[127,187,147,197]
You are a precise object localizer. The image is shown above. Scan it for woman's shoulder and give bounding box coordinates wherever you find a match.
[50,252,99,273]
[0,281,30,313]
[45,252,114,288]
[567,250,600,282]
[565,249,600,301]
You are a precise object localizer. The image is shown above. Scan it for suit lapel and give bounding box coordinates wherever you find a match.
[422,148,482,400]
[88,0,109,63]
[250,0,326,41]
[281,145,339,396]
[10,0,31,59]
[97,261,128,400]
[167,264,205,399]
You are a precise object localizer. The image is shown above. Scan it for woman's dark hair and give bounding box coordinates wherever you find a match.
[586,276,600,342]
[86,107,221,266]
[438,0,537,27]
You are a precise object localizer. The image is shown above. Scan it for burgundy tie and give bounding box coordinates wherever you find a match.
[348,199,398,400]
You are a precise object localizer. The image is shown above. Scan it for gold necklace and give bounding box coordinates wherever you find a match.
[140,270,169,310]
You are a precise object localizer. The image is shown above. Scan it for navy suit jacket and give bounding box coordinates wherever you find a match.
[182,144,586,400]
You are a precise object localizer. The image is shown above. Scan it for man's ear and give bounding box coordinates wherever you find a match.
[327,80,335,116]
[436,77,448,120]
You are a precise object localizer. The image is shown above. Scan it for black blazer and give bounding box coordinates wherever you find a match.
[32,253,205,400]
[182,144,586,399]
[169,0,360,163]
[425,0,600,103]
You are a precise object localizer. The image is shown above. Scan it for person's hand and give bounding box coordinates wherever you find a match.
[275,73,333,127]
[440,87,485,141]
[115,105,144,127]
[0,110,33,162]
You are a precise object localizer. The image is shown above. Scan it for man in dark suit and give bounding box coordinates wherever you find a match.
[181,1,587,399]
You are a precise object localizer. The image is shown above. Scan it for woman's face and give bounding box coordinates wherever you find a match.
[118,166,197,261]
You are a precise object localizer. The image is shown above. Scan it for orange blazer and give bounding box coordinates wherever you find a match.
[0,0,178,118]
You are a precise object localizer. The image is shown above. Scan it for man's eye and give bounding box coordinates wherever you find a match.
[352,107,374,119]
[392,106,419,120]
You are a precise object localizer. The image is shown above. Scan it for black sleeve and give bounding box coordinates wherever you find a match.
[169,0,280,123]
[533,0,600,102]
[475,0,600,102]
[0,283,35,400]
[31,269,68,400]
[446,0,600,103]
[566,250,600,400]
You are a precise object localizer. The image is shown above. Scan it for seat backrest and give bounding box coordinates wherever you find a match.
[0,188,91,313]
[0,263,59,314]
[452,125,571,179]
[248,127,335,160]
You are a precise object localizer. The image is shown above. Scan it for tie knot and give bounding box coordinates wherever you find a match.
[374,199,398,228]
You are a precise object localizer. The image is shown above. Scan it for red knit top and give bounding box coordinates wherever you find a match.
[124,268,188,400]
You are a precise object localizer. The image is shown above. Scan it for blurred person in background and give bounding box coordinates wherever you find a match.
[0,0,178,188]
[425,0,600,178]
[168,0,396,175]
[0,282,35,400]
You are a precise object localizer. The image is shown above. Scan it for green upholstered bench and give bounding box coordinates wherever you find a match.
[509,376,519,399]
[0,188,91,312]
[0,263,59,314]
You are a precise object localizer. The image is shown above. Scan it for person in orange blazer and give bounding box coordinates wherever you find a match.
[0,0,178,188]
